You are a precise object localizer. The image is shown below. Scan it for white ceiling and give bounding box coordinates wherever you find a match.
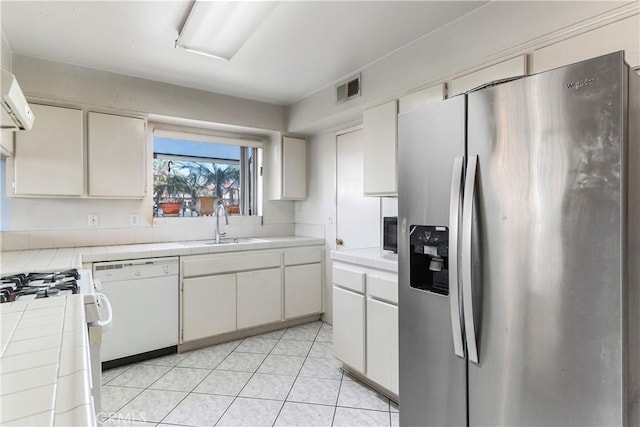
[1,1,488,105]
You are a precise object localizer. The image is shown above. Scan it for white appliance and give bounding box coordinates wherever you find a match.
[80,271,112,416]
[93,257,179,366]
[1,69,34,131]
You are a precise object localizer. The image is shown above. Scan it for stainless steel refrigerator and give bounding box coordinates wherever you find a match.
[398,51,639,426]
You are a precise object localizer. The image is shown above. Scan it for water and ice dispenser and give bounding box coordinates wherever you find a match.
[409,225,449,295]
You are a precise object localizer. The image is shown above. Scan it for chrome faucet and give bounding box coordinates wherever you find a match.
[214,201,229,244]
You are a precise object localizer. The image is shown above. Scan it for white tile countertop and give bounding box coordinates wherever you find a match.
[330,247,398,273]
[0,236,325,275]
[0,296,96,426]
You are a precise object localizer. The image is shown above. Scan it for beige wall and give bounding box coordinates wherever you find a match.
[1,56,295,248]
[287,1,633,134]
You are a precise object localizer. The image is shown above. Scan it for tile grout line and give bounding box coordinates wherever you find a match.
[271,324,319,426]
[103,321,344,427]
[157,339,243,426]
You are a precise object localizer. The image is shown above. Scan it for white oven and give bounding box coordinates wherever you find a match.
[78,270,113,415]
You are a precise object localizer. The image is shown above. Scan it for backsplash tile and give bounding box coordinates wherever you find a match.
[1,215,297,251]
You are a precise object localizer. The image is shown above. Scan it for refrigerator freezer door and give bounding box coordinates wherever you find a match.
[467,52,625,425]
[398,96,466,427]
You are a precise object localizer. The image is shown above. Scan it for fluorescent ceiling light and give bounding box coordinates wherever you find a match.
[176,1,277,61]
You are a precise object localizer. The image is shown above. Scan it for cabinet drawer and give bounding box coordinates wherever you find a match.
[285,248,322,266]
[333,267,365,293]
[366,274,398,304]
[183,252,281,277]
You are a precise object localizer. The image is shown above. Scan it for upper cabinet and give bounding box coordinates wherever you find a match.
[13,104,84,196]
[1,131,14,156]
[532,15,640,73]
[268,135,307,200]
[398,84,447,115]
[10,104,147,199]
[88,112,146,198]
[363,100,398,196]
[364,84,446,197]
[450,55,527,96]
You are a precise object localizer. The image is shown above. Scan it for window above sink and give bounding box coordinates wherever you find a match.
[152,126,263,219]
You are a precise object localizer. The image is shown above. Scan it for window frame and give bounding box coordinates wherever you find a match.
[150,124,264,217]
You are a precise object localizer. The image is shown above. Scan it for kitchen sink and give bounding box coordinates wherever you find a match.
[179,238,266,246]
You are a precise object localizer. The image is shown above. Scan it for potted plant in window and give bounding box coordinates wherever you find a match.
[153,160,187,216]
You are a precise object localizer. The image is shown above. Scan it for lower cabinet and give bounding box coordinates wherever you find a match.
[237,268,282,329]
[183,274,236,342]
[332,260,398,396]
[285,263,322,319]
[333,286,366,373]
[366,297,399,394]
[181,247,323,344]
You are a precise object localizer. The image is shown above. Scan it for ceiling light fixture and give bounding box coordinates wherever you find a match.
[176,1,277,61]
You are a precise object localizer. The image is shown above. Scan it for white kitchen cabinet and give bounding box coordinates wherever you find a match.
[449,55,527,96]
[0,131,13,156]
[366,297,399,394]
[532,15,640,72]
[363,100,398,196]
[182,274,236,342]
[88,112,146,198]
[398,83,446,114]
[332,257,399,396]
[237,268,282,329]
[268,134,307,200]
[333,285,366,373]
[181,246,323,343]
[13,104,83,196]
[284,263,322,319]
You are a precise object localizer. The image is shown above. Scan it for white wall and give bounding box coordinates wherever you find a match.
[1,55,295,250]
[291,1,638,323]
[1,32,11,71]
[287,1,633,133]
[294,130,336,322]
[13,55,285,131]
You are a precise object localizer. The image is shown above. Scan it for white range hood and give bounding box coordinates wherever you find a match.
[1,69,34,131]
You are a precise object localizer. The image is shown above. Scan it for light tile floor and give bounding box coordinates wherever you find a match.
[101,321,399,427]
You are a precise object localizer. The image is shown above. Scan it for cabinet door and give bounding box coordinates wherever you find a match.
[182,274,236,342]
[284,263,322,319]
[533,15,640,72]
[366,297,399,394]
[14,104,83,196]
[450,55,526,96]
[88,112,146,197]
[237,268,282,329]
[333,286,365,373]
[282,136,307,199]
[363,100,398,196]
[1,130,13,156]
[398,83,446,114]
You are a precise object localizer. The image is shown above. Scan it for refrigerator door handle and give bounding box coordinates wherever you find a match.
[462,154,480,364]
[448,156,465,358]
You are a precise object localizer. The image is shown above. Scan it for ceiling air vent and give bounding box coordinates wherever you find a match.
[336,74,361,104]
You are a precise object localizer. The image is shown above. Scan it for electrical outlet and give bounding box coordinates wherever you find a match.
[88,214,99,227]
[295,210,303,221]
[129,214,140,226]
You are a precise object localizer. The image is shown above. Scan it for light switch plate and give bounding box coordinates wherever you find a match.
[88,214,99,227]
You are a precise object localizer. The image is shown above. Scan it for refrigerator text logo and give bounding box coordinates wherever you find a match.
[567,77,597,90]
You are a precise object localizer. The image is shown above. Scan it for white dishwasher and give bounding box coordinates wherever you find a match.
[93,257,179,367]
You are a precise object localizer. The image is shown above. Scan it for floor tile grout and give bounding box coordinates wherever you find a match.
[103,321,394,427]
